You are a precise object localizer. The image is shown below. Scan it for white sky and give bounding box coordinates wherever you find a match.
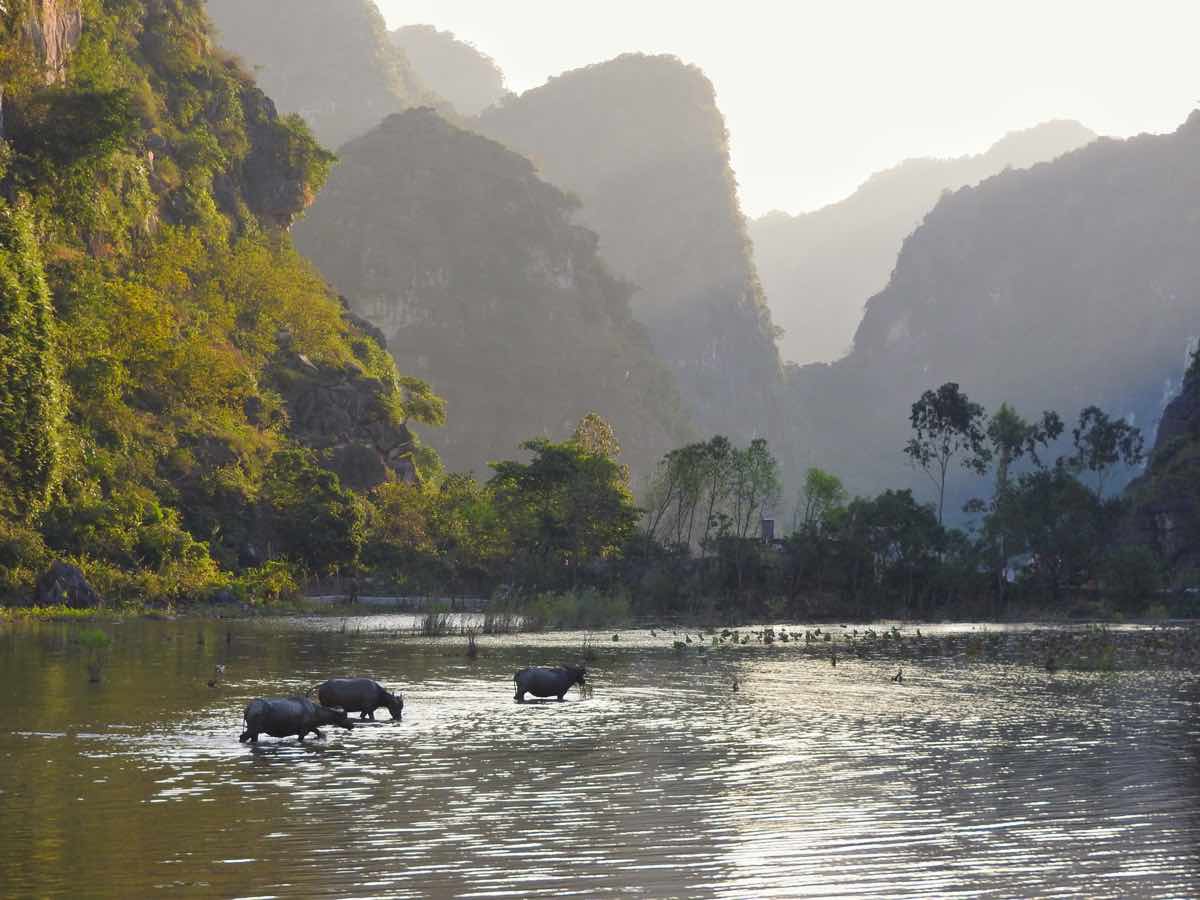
[377,0,1199,217]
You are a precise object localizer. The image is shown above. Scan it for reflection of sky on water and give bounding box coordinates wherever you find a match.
[0,617,1196,898]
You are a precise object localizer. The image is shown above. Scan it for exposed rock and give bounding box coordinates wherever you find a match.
[270,350,418,491]
[1126,355,1200,580]
[24,0,83,83]
[34,560,101,608]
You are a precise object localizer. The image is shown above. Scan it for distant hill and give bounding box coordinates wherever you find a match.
[206,0,436,149]
[293,109,691,478]
[780,112,1200,508]
[476,54,782,444]
[752,120,1097,365]
[391,25,507,116]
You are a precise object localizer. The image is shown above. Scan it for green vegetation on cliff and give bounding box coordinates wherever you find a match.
[0,0,440,603]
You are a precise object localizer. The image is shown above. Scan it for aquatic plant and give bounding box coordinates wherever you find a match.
[465,625,479,658]
[76,627,113,684]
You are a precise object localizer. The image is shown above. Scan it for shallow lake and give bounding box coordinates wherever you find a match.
[0,616,1197,898]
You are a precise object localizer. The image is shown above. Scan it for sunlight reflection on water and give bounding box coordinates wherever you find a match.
[0,617,1197,897]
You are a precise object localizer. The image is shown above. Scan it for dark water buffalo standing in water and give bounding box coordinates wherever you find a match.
[514,666,587,702]
[239,697,354,743]
[317,678,404,721]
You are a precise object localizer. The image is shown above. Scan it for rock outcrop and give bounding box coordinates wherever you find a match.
[1126,352,1200,580]
[294,108,691,478]
[751,120,1097,365]
[35,560,101,608]
[24,0,83,82]
[271,350,420,491]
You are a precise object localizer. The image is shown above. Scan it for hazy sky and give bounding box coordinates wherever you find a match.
[377,1,1198,218]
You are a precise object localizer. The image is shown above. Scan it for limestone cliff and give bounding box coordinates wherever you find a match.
[476,54,782,445]
[1126,353,1200,581]
[293,108,691,478]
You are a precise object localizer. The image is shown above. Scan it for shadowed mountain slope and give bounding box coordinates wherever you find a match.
[752,120,1097,365]
[293,109,691,478]
[476,54,782,443]
[782,112,1200,508]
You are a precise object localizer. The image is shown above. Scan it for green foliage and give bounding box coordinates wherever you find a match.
[1068,406,1145,499]
[0,0,440,603]
[1102,545,1162,613]
[0,205,64,520]
[262,450,364,575]
[507,588,632,632]
[231,560,302,605]
[905,382,990,524]
[491,436,640,587]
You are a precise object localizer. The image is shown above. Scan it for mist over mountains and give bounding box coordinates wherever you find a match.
[782,112,1200,504]
[202,0,1199,522]
[476,54,782,444]
[391,25,507,116]
[752,120,1097,365]
[206,0,436,148]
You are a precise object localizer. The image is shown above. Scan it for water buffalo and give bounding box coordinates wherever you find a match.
[317,677,404,721]
[238,697,354,743]
[513,666,587,703]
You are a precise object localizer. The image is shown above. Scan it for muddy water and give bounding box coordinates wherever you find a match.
[0,617,1197,898]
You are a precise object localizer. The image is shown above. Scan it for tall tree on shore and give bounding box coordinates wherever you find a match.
[1066,406,1145,499]
[904,383,991,525]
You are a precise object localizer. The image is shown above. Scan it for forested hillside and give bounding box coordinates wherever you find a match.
[0,0,442,600]
[751,120,1096,364]
[781,112,1200,507]
[205,0,436,149]
[476,54,783,443]
[294,109,691,479]
[391,24,507,116]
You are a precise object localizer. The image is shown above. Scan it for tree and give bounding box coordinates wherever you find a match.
[795,467,847,533]
[1001,466,1110,601]
[490,437,639,587]
[1066,406,1145,499]
[262,450,364,575]
[0,205,64,521]
[979,404,1063,608]
[986,404,1063,495]
[904,383,991,525]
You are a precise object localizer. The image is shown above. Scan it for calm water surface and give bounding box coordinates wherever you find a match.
[0,617,1197,898]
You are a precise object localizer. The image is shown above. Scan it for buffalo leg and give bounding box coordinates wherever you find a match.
[515,690,524,703]
[557,694,565,701]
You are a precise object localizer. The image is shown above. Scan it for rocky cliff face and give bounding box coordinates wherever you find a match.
[205,0,435,149]
[24,0,82,82]
[1126,353,1200,580]
[270,349,419,491]
[781,111,1200,507]
[293,108,691,478]
[751,120,1096,365]
[475,54,781,445]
